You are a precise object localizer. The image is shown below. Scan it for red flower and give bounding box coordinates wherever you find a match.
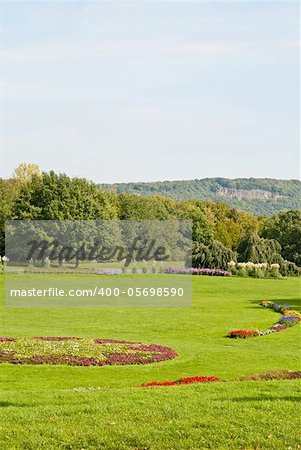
[178,376,220,384]
[141,375,220,387]
[227,329,259,338]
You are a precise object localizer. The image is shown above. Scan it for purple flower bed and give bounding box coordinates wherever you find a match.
[164,266,230,276]
[95,269,122,275]
[0,352,106,366]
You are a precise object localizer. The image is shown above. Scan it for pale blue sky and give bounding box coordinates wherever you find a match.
[0,1,299,182]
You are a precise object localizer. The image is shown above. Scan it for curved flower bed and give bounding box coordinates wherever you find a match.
[227,301,301,339]
[141,375,220,387]
[0,337,177,366]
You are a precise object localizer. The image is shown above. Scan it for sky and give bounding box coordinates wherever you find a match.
[0,1,300,182]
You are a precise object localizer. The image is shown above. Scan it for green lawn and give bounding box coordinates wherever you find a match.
[0,275,300,449]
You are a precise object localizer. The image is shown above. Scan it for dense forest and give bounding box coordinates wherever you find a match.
[100,178,301,216]
[1,165,300,276]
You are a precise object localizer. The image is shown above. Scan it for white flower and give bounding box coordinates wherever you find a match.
[228,261,236,267]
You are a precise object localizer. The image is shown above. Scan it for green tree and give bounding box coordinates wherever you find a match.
[237,233,283,264]
[13,163,42,185]
[260,211,301,266]
[0,178,19,255]
[13,172,119,220]
[175,200,212,245]
[203,202,259,250]
[191,240,236,269]
[10,172,120,265]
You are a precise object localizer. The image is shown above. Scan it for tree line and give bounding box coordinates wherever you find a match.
[0,164,300,274]
[99,177,301,216]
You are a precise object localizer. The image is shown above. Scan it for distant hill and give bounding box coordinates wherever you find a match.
[99,178,301,216]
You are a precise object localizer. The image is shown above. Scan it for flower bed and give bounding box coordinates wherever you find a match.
[237,369,301,381]
[164,266,230,276]
[227,329,260,339]
[94,269,122,275]
[0,337,177,366]
[141,375,220,387]
[227,301,301,339]
[140,370,301,388]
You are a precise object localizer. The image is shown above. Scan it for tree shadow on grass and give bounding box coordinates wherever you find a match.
[229,396,300,402]
[0,401,31,408]
[248,298,301,311]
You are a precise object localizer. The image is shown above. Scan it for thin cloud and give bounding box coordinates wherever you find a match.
[1,37,298,65]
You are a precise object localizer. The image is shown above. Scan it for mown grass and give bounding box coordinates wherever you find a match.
[0,381,300,450]
[0,275,300,449]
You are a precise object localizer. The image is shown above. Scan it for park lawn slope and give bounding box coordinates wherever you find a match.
[0,381,300,449]
[0,275,300,449]
[0,276,299,388]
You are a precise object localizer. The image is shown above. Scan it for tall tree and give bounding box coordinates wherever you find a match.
[260,211,301,266]
[237,233,283,264]
[0,179,19,255]
[13,163,42,185]
[13,171,119,220]
[191,240,235,269]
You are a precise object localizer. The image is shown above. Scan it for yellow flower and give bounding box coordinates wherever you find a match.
[283,309,301,318]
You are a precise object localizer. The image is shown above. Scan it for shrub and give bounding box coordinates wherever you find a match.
[238,268,248,277]
[255,268,265,278]
[228,261,285,278]
[280,260,301,276]
[191,240,236,270]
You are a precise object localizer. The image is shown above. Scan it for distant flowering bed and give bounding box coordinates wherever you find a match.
[94,269,122,275]
[164,266,230,276]
[141,375,220,387]
[0,337,177,366]
[227,301,301,339]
